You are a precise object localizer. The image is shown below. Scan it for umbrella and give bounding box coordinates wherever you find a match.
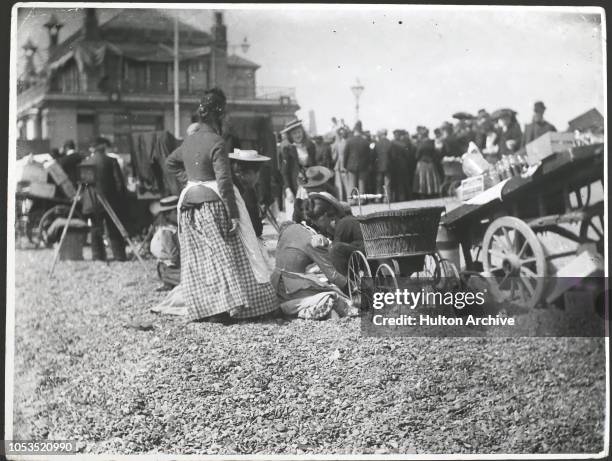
[491,108,517,120]
[452,111,475,120]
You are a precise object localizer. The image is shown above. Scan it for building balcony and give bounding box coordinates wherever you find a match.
[17,83,299,114]
[227,85,297,103]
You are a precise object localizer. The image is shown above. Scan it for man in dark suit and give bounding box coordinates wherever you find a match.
[313,135,334,169]
[390,129,416,202]
[80,137,127,261]
[342,121,371,197]
[57,139,86,186]
[522,101,556,147]
[373,129,393,199]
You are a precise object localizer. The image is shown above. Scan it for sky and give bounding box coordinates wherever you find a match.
[16,5,605,134]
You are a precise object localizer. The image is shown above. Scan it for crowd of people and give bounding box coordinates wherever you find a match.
[276,101,557,206]
[39,90,560,323]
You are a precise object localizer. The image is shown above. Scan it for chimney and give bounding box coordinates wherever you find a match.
[210,11,228,92]
[211,11,227,50]
[82,8,100,41]
[44,13,63,50]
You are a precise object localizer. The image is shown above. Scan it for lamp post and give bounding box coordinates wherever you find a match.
[173,14,180,138]
[43,13,63,48]
[229,37,250,55]
[350,78,364,124]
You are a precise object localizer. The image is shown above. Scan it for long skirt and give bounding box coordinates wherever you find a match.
[413,161,442,196]
[179,201,278,321]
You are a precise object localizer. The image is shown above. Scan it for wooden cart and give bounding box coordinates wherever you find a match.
[15,191,80,248]
[441,143,605,308]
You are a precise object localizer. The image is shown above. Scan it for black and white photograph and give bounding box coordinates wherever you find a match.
[4,2,609,458]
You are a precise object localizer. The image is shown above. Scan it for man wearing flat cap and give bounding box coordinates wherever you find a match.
[80,136,127,261]
[522,101,556,147]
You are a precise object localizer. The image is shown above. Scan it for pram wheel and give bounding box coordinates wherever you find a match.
[347,250,372,308]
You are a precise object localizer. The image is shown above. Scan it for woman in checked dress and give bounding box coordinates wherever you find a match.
[166,88,278,322]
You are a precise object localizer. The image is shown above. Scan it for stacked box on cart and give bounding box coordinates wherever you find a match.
[525,132,575,165]
[18,160,48,184]
[23,182,56,199]
[45,160,77,198]
[458,175,485,201]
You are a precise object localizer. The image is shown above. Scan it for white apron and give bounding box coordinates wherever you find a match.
[177,180,272,284]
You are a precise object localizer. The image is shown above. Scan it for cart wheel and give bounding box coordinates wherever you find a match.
[39,205,82,248]
[347,251,372,309]
[410,252,442,290]
[375,263,398,293]
[572,183,592,208]
[437,258,461,291]
[579,203,604,255]
[25,209,45,248]
[482,216,547,309]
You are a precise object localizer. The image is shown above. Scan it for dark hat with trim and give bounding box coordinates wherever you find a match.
[300,166,334,188]
[91,136,111,148]
[308,191,348,215]
[281,119,304,134]
[534,101,546,113]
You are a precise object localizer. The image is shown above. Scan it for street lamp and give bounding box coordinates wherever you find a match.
[229,37,250,55]
[44,13,63,47]
[350,78,364,124]
[23,38,37,58]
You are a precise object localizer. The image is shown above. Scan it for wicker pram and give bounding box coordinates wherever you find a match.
[346,188,458,308]
[357,207,445,259]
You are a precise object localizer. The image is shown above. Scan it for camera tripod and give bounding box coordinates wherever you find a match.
[48,182,147,278]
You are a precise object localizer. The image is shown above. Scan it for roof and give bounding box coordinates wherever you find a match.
[567,108,604,132]
[47,9,212,66]
[226,54,260,69]
[102,9,207,36]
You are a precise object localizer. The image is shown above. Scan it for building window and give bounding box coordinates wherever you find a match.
[189,60,208,92]
[149,63,168,92]
[131,113,164,132]
[125,60,147,92]
[168,63,188,91]
[77,114,97,152]
[60,62,80,93]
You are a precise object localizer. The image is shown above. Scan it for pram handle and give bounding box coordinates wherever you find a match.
[350,186,391,215]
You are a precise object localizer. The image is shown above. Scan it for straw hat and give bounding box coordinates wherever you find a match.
[228,148,270,162]
[299,166,334,188]
[149,195,178,215]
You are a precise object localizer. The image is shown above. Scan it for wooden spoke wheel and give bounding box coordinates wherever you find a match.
[347,251,372,308]
[482,216,547,309]
[410,252,442,291]
[579,203,604,256]
[39,205,82,248]
[571,183,592,208]
[437,258,461,291]
[375,263,398,293]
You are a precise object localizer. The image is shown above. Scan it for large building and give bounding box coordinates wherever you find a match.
[16,8,299,155]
